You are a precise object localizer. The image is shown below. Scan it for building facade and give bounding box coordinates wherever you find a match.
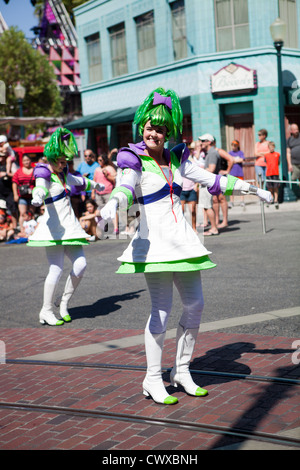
[68,0,300,181]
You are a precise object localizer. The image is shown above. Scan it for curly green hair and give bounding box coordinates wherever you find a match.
[44,128,78,162]
[134,87,183,141]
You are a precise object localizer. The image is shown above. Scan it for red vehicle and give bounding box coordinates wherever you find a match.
[13,146,45,168]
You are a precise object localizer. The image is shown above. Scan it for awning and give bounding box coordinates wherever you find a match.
[65,106,138,130]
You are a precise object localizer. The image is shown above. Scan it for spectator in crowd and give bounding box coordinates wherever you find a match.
[192,140,208,228]
[199,135,234,233]
[212,140,234,229]
[0,143,18,228]
[108,147,118,166]
[68,160,85,218]
[0,135,16,177]
[93,153,118,234]
[76,149,99,201]
[254,129,269,187]
[180,145,198,232]
[286,123,300,188]
[93,154,117,208]
[79,199,99,241]
[0,208,14,241]
[265,141,280,209]
[12,154,35,228]
[228,140,245,208]
[15,209,37,239]
[198,134,220,235]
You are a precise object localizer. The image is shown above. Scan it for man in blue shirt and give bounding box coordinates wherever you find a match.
[76,150,99,199]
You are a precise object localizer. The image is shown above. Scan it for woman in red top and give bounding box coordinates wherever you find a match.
[12,154,35,228]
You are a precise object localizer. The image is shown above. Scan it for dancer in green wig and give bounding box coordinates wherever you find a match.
[100,88,272,405]
[28,128,104,326]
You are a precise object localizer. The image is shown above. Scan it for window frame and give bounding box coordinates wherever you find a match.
[109,22,128,78]
[135,10,156,70]
[85,32,102,83]
[214,0,250,52]
[170,0,188,61]
[279,0,299,48]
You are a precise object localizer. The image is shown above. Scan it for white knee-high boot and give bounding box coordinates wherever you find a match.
[143,325,178,405]
[59,274,82,322]
[170,325,208,396]
[39,280,64,326]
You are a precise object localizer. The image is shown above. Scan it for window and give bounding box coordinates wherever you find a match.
[135,11,156,70]
[170,0,187,60]
[85,33,102,83]
[279,0,299,48]
[215,0,250,52]
[109,23,128,77]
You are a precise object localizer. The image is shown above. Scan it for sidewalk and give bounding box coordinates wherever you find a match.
[224,196,300,215]
[0,327,299,450]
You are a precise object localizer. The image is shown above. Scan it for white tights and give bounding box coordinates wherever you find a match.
[144,271,204,334]
[45,245,87,285]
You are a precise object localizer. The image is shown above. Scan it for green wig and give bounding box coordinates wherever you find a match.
[134,87,183,141]
[44,128,78,162]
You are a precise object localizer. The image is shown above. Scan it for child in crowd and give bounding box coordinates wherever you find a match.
[0,208,14,241]
[79,199,99,241]
[264,141,280,209]
[16,210,37,239]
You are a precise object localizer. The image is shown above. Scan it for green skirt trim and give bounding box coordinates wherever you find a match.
[27,238,89,247]
[116,255,216,274]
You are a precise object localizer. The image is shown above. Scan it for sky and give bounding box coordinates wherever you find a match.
[0,0,38,39]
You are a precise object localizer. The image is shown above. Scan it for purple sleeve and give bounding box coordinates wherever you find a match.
[171,143,189,164]
[117,148,142,171]
[207,174,222,195]
[33,163,51,181]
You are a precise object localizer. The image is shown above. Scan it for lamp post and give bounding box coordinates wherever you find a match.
[14,82,26,140]
[270,18,296,202]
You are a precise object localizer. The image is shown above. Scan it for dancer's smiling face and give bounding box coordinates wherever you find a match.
[52,156,67,173]
[143,120,167,154]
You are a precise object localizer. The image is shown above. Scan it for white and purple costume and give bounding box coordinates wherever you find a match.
[28,163,93,246]
[109,141,242,273]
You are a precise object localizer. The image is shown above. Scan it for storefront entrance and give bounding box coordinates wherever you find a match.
[220,101,255,182]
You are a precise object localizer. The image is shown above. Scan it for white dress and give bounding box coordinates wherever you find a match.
[28,164,90,246]
[113,142,218,273]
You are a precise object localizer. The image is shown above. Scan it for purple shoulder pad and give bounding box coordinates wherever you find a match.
[33,163,51,180]
[117,147,142,171]
[207,174,222,196]
[171,143,189,164]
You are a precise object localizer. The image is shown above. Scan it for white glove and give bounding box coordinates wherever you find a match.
[31,189,45,207]
[257,188,273,204]
[31,196,43,207]
[100,197,118,220]
[95,182,105,192]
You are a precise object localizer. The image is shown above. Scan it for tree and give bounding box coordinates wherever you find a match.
[0,27,62,117]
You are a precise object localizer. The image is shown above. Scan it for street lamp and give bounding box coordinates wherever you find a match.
[14,82,26,140]
[270,18,296,201]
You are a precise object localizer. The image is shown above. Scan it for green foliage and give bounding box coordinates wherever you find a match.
[0,27,63,117]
